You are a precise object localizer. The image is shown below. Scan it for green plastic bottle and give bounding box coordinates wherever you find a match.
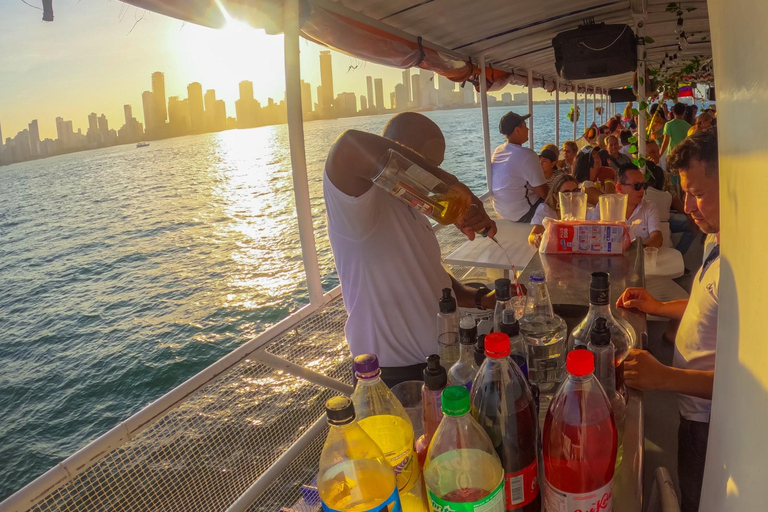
[424,386,505,512]
[318,396,402,512]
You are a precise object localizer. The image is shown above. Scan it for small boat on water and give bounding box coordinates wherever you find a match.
[3,1,763,512]
[136,142,149,148]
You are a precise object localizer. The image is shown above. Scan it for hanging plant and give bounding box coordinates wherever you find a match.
[595,105,603,116]
[567,105,580,123]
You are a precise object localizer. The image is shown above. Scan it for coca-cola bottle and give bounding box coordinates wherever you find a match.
[470,333,540,512]
[543,350,617,512]
[499,309,528,380]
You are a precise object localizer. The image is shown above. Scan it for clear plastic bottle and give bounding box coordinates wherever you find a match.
[318,396,402,512]
[416,354,447,467]
[470,333,541,512]
[424,386,505,511]
[570,272,636,364]
[474,334,487,368]
[499,309,529,380]
[519,270,567,395]
[448,316,480,390]
[543,351,617,512]
[437,288,460,371]
[351,354,426,512]
[493,278,514,333]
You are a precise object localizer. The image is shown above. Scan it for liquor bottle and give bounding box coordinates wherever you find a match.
[474,334,487,367]
[437,288,460,371]
[351,354,426,511]
[373,149,472,225]
[499,309,528,379]
[416,354,447,467]
[424,386,505,511]
[570,272,636,364]
[519,270,567,395]
[493,278,513,333]
[470,333,540,511]
[448,316,480,390]
[318,396,402,512]
[543,351,617,512]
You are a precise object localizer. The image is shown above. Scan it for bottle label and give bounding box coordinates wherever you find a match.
[357,416,420,494]
[322,486,402,512]
[428,479,504,512]
[391,181,435,216]
[505,460,539,509]
[544,478,613,512]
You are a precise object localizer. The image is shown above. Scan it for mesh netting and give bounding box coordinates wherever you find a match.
[22,297,350,512]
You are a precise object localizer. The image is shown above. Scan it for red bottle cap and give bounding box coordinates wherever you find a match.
[567,350,595,376]
[484,333,511,358]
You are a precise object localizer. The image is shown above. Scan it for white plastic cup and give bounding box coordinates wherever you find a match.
[644,246,659,272]
[599,193,628,222]
[390,380,424,438]
[559,191,588,220]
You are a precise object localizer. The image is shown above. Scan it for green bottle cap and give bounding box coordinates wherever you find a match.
[441,385,470,416]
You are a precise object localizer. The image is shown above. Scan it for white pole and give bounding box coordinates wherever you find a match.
[479,55,493,193]
[555,78,560,147]
[636,27,647,168]
[573,88,578,140]
[284,0,323,306]
[528,69,534,150]
[583,86,588,133]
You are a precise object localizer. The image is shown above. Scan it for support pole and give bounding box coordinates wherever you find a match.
[284,0,323,306]
[555,79,560,147]
[573,88,578,141]
[479,55,493,193]
[527,69,534,150]
[636,25,647,169]
[583,86,588,133]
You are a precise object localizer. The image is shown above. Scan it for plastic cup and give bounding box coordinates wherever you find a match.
[644,246,659,272]
[390,380,425,439]
[599,193,628,222]
[559,191,588,220]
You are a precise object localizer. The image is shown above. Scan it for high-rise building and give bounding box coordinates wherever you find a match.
[187,82,205,133]
[168,96,191,134]
[513,93,528,105]
[360,96,368,112]
[142,91,155,134]
[28,119,40,157]
[204,89,217,130]
[335,92,357,117]
[213,99,227,131]
[124,105,133,126]
[420,70,435,107]
[55,117,65,143]
[501,92,512,104]
[462,84,475,106]
[300,80,312,115]
[88,113,98,133]
[319,51,334,115]
[374,78,384,112]
[236,80,259,128]
[394,83,409,111]
[366,76,375,111]
[151,72,167,125]
[402,69,411,103]
[411,75,422,108]
[98,114,108,134]
[437,74,456,107]
[0,122,3,147]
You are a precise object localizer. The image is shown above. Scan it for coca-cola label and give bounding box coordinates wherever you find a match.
[505,460,539,508]
[544,478,613,512]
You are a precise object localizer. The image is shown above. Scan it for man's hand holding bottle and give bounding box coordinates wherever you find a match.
[453,183,497,241]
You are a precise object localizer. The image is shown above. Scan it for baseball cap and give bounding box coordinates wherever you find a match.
[499,112,531,135]
[539,149,558,162]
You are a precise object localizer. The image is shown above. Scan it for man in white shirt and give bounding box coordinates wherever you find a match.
[490,112,549,222]
[615,129,720,512]
[324,112,498,387]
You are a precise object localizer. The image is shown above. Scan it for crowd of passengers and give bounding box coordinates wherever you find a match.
[323,102,718,512]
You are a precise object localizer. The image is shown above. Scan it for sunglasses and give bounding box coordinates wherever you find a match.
[621,182,649,191]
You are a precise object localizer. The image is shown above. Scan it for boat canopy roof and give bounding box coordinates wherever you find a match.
[120,0,712,93]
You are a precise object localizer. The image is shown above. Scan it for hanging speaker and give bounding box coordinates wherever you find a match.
[553,23,637,80]
[609,88,637,103]
[707,87,716,101]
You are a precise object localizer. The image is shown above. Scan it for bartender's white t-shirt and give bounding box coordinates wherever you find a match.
[673,246,719,422]
[490,143,546,221]
[323,170,451,367]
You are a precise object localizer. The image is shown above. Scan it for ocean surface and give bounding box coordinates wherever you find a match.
[0,104,583,500]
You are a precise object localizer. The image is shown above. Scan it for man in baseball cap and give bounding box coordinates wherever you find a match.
[491,112,549,222]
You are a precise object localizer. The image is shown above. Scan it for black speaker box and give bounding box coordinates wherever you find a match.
[609,88,637,103]
[553,23,637,80]
[707,87,716,101]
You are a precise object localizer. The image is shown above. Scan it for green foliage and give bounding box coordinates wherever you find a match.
[628,135,638,144]
[638,76,645,87]
[639,101,648,111]
[629,144,638,154]
[644,36,655,44]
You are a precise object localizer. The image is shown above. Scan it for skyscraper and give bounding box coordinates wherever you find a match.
[236,80,259,128]
[319,51,334,115]
[394,83,409,110]
[300,80,312,115]
[88,113,98,134]
[124,105,133,126]
[28,119,40,157]
[402,69,411,103]
[0,122,3,147]
[366,76,375,110]
[204,89,217,130]
[374,78,384,113]
[420,70,435,107]
[142,91,155,134]
[187,82,205,133]
[411,75,422,108]
[168,96,191,134]
[360,96,368,112]
[437,74,456,107]
[151,72,167,126]
[462,84,475,106]
[98,114,108,134]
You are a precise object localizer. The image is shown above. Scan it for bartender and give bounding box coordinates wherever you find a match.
[324,112,498,387]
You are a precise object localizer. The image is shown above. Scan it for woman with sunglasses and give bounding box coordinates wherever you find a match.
[587,163,664,248]
[527,174,580,247]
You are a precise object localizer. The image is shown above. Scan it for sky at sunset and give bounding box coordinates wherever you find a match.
[1,0,544,141]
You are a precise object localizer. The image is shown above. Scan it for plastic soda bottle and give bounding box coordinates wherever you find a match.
[474,334,487,367]
[416,354,447,467]
[543,351,617,512]
[351,355,426,511]
[448,316,480,390]
[493,278,514,333]
[424,386,505,512]
[318,396,402,512]
[470,333,540,512]
[499,309,529,380]
[437,289,460,371]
